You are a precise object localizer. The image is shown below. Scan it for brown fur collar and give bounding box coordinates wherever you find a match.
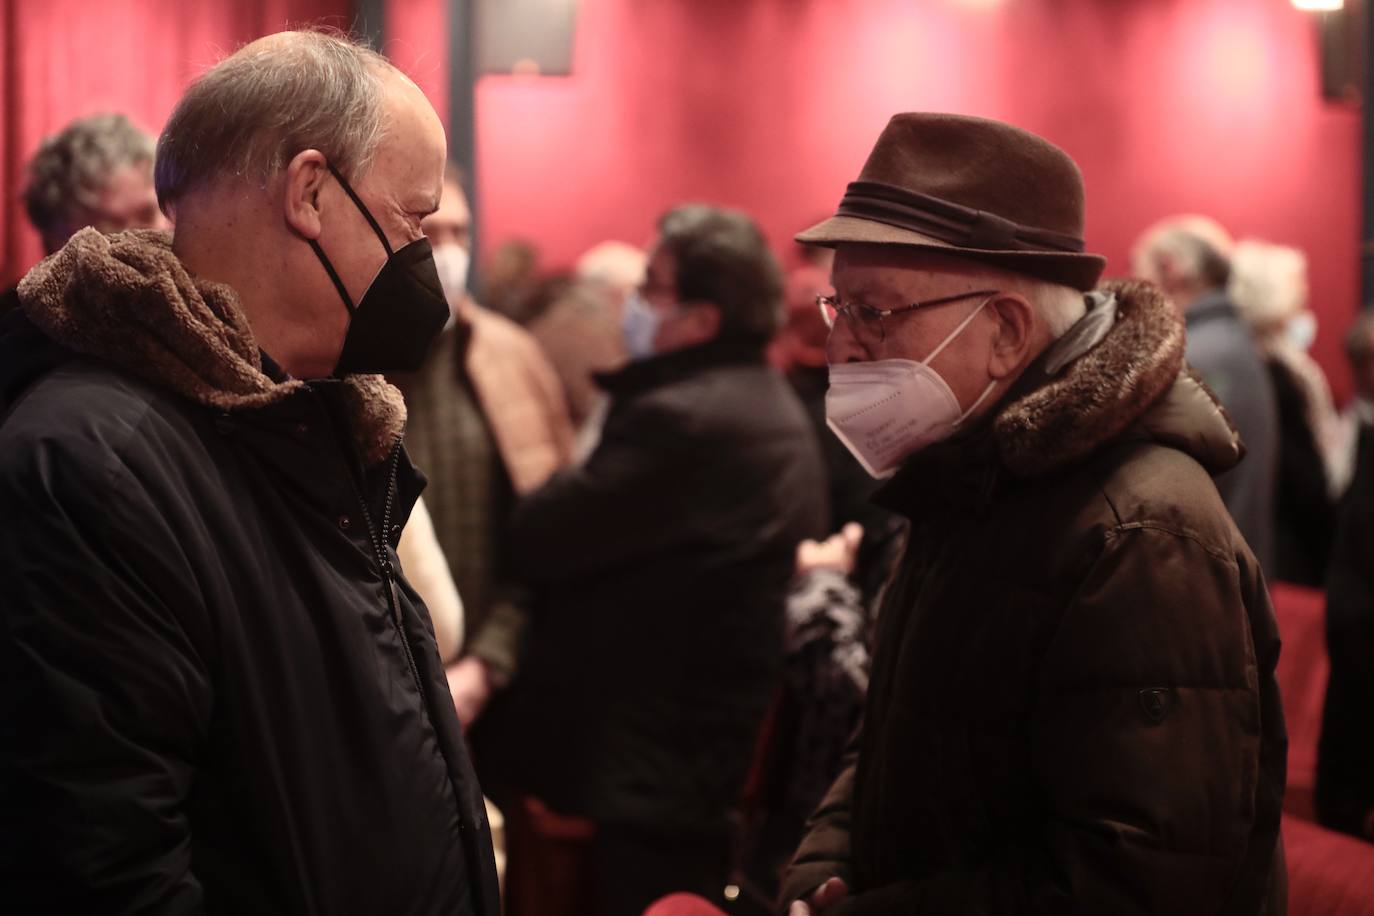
[18,227,405,466]
[994,279,1241,477]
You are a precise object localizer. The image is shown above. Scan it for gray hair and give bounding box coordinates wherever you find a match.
[1229,240,1308,334]
[1131,215,1234,290]
[1004,273,1085,339]
[155,29,393,212]
[954,260,1086,339]
[22,112,155,238]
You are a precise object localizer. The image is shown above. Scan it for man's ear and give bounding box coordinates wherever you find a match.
[987,293,1035,380]
[282,150,330,241]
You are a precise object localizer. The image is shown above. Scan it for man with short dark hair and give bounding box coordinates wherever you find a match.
[479,204,828,916]
[782,114,1284,915]
[0,31,497,913]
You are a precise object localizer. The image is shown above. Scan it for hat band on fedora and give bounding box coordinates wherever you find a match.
[834,181,1086,254]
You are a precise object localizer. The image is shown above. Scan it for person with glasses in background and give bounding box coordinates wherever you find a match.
[781,113,1285,916]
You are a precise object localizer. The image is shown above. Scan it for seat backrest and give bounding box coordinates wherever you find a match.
[1270,581,1329,820]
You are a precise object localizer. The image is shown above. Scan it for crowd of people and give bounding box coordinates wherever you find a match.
[1,26,1373,916]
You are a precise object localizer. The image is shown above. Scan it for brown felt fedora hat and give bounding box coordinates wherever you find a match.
[798,113,1106,291]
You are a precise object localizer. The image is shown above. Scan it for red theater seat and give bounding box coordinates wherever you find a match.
[504,796,597,916]
[643,893,729,916]
[1270,582,1330,821]
[1267,582,1374,913]
[1284,815,1374,916]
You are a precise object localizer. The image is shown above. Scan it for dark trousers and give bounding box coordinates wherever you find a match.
[592,823,730,916]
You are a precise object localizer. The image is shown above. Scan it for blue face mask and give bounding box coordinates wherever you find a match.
[621,291,670,361]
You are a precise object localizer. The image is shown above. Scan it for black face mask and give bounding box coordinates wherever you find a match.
[309,163,449,377]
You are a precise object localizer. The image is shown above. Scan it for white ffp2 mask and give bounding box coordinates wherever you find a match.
[825,296,997,479]
[432,244,470,330]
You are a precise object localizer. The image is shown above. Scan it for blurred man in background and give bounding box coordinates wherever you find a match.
[1229,240,1339,586]
[479,237,543,323]
[1133,215,1279,574]
[481,204,827,916]
[397,164,574,728]
[2,112,169,316]
[527,241,645,435]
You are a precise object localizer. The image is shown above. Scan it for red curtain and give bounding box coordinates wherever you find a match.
[0,0,350,287]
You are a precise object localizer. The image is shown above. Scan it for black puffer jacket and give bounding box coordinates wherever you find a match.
[478,340,828,833]
[0,229,499,915]
[783,282,1286,915]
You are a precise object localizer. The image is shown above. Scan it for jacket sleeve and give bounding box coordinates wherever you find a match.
[779,741,859,908]
[827,523,1282,916]
[0,439,213,913]
[507,394,696,582]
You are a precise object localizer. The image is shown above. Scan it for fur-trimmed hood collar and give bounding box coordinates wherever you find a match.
[879,279,1242,509]
[14,227,405,465]
[994,278,1242,477]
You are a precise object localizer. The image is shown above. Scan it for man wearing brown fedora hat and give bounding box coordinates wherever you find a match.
[780,114,1286,915]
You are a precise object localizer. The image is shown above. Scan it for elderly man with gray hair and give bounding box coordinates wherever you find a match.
[0,30,497,914]
[23,112,169,254]
[781,114,1284,915]
[0,112,169,318]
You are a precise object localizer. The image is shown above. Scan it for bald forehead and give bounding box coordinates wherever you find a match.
[377,68,444,149]
[368,68,446,209]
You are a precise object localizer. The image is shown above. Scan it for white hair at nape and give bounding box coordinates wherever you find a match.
[1004,273,1087,338]
[959,260,1087,339]
[1229,240,1308,334]
[154,28,394,214]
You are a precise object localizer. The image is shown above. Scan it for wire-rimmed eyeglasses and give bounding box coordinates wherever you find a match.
[817,289,1000,343]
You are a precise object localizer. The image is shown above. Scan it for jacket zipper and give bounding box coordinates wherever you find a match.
[348,439,426,699]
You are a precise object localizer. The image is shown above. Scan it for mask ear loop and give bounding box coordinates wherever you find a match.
[920,294,994,366]
[307,162,397,316]
[309,238,357,315]
[956,378,999,425]
[326,162,394,257]
[919,294,1000,426]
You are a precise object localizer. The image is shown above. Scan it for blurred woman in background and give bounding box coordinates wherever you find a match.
[1230,239,1341,586]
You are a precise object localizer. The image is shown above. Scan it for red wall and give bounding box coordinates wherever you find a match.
[454,0,1361,400]
[3,0,1362,398]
